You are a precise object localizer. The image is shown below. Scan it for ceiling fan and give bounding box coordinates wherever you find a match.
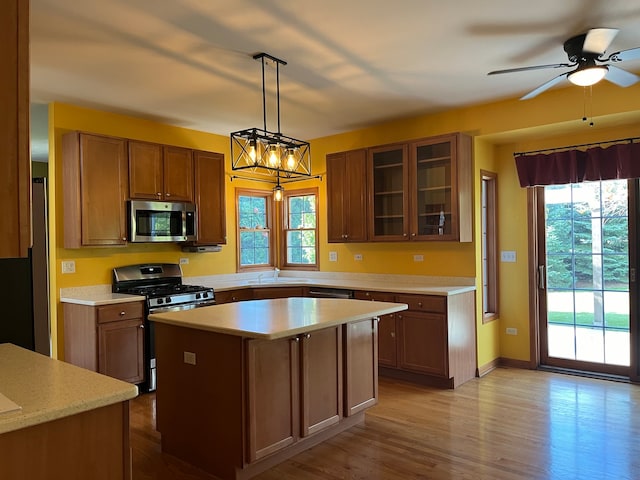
[488,28,640,100]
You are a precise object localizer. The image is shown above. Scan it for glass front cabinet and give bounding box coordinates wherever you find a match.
[368,133,472,242]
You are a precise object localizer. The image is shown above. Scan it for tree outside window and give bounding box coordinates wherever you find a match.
[237,190,273,269]
[282,189,318,268]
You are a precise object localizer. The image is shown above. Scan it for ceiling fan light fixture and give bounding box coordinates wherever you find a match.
[568,65,608,86]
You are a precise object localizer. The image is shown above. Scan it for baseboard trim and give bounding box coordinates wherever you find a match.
[499,357,533,370]
[477,358,500,377]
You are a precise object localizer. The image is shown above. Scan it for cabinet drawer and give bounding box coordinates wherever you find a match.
[394,294,445,313]
[97,301,144,323]
[354,291,395,302]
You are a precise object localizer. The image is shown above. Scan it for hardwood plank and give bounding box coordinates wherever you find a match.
[130,368,640,480]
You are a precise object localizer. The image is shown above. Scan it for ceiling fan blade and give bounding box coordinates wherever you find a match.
[606,46,640,63]
[520,73,568,100]
[583,28,619,55]
[488,63,573,75]
[604,65,640,87]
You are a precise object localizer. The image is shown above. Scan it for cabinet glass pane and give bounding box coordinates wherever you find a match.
[372,148,404,236]
[416,142,452,236]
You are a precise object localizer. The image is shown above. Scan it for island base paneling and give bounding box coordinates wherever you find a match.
[154,320,374,480]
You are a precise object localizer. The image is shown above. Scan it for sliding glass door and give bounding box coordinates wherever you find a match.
[539,179,631,376]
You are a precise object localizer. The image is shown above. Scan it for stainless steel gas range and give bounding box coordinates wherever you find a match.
[112,263,215,392]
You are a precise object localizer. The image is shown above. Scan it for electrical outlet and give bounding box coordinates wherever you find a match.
[329,251,338,262]
[506,327,518,335]
[179,258,189,265]
[354,254,363,261]
[61,260,75,274]
[183,351,196,365]
[501,251,517,263]
[413,254,424,262]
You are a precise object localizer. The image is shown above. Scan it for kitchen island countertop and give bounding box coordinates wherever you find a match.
[149,297,408,340]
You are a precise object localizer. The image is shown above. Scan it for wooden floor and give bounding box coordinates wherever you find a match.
[130,368,640,480]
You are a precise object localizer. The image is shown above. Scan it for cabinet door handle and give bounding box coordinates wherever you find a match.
[304,333,311,339]
[411,233,416,237]
[417,302,423,307]
[139,324,145,329]
[165,193,171,197]
[391,332,395,338]
[156,192,162,197]
[120,311,126,316]
[292,337,300,343]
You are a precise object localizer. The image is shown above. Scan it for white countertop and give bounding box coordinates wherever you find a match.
[149,297,408,340]
[0,344,138,435]
[59,272,475,306]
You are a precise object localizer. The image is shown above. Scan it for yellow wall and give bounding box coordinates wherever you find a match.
[48,79,640,367]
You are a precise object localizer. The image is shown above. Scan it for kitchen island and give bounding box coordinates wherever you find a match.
[149,297,407,480]
[0,343,138,479]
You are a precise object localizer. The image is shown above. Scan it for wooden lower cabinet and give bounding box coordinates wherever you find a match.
[354,291,396,368]
[357,290,476,388]
[343,318,378,416]
[0,402,132,480]
[397,310,447,376]
[214,288,253,304]
[63,301,144,384]
[246,325,342,462]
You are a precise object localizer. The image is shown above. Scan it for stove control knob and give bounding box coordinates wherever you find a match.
[195,293,201,299]
[165,297,172,304]
[202,292,208,299]
[157,298,164,304]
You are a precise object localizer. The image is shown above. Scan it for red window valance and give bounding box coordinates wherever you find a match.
[515,141,640,187]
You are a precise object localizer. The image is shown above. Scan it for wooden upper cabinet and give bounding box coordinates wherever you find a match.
[326,149,368,243]
[62,132,128,247]
[368,133,472,242]
[0,0,30,258]
[193,150,226,245]
[163,146,194,202]
[129,141,194,202]
[128,141,163,200]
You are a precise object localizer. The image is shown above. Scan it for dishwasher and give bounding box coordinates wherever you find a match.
[307,287,354,299]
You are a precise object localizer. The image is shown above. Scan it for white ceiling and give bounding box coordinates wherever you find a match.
[30,0,640,144]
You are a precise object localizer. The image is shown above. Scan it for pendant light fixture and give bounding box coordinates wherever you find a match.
[230,53,314,197]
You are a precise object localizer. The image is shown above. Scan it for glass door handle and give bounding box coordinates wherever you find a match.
[538,265,546,289]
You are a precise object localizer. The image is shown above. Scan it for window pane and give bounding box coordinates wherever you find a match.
[284,191,317,267]
[238,192,271,268]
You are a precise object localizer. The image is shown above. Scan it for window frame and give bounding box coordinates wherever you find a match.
[279,187,319,271]
[481,170,499,323]
[235,188,275,272]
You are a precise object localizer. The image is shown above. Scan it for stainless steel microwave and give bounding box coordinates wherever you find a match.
[129,200,197,243]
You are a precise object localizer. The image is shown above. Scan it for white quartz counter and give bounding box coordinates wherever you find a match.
[59,272,475,306]
[149,297,407,340]
[0,344,138,435]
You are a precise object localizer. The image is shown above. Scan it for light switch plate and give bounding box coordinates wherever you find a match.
[354,254,363,261]
[413,254,424,262]
[179,258,189,265]
[501,251,517,263]
[329,251,338,262]
[61,260,75,274]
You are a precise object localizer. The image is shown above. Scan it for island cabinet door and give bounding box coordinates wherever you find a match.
[246,336,299,463]
[299,326,343,437]
[343,318,378,416]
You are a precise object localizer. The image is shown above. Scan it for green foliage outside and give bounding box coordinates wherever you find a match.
[286,195,316,265]
[545,181,629,331]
